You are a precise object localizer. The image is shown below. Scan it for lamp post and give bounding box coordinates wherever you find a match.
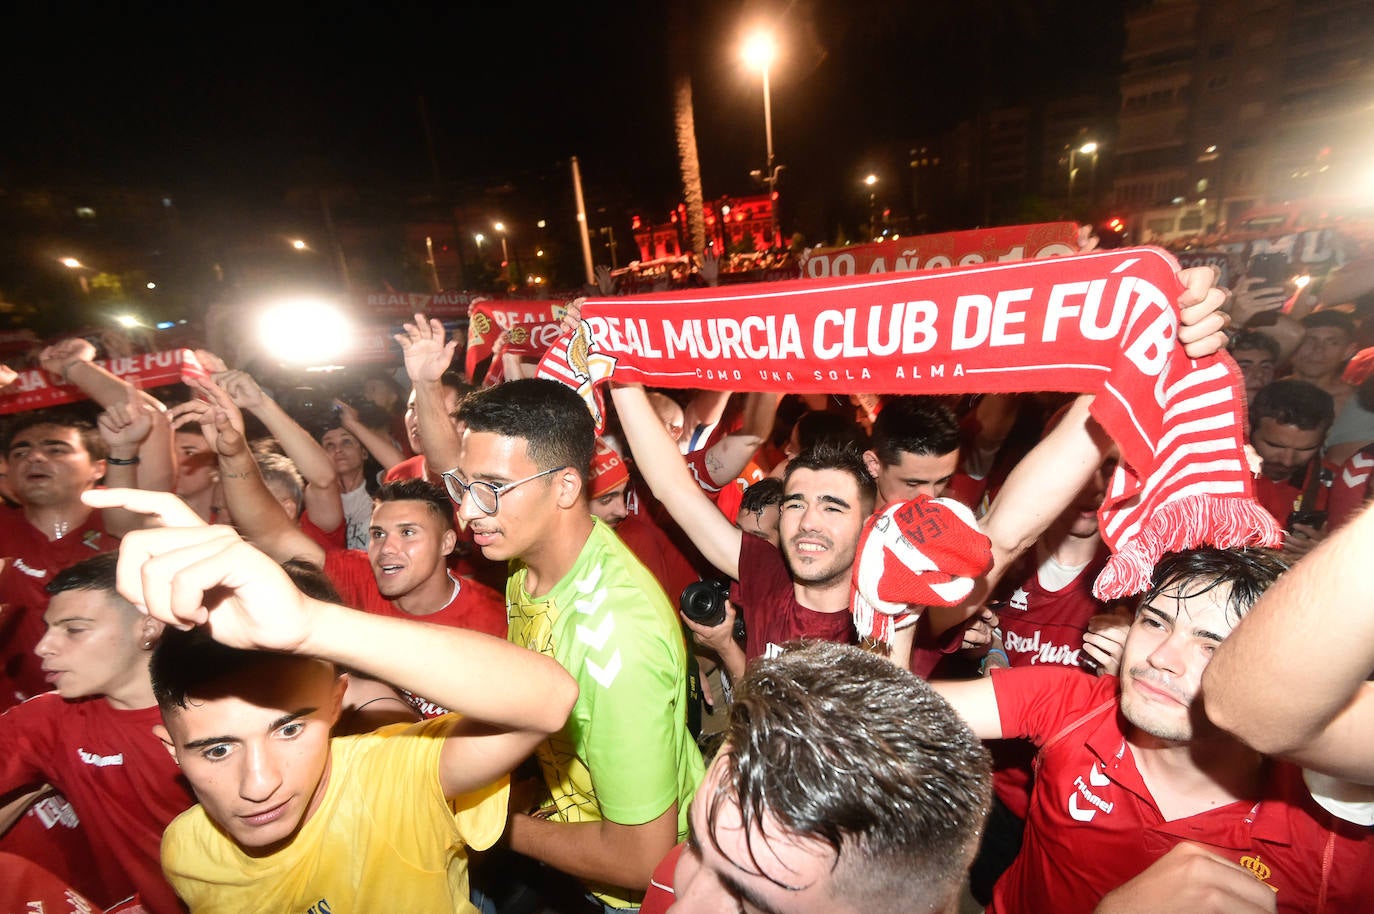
[743,31,781,249]
[864,174,879,240]
[1067,141,1099,210]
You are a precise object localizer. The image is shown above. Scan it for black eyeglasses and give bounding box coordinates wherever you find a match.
[441,466,568,515]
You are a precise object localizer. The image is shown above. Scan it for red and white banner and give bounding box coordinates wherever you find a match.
[536,246,1281,598]
[0,349,210,414]
[464,300,567,378]
[800,222,1080,279]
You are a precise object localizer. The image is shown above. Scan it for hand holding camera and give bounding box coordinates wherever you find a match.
[679,579,746,653]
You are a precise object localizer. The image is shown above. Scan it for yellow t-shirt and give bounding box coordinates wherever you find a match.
[162,717,508,913]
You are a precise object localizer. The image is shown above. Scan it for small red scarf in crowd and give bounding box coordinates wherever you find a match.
[537,246,1282,599]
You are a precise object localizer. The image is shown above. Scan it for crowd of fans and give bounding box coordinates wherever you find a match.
[0,243,1372,914]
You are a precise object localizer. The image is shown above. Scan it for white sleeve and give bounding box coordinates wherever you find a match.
[1304,768,1374,826]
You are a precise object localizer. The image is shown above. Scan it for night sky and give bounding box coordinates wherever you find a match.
[5,1,1126,219]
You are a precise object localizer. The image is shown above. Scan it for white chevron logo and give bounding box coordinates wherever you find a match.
[576,563,604,593]
[576,614,615,651]
[585,650,622,687]
[1089,761,1110,787]
[1342,452,1374,487]
[573,588,608,616]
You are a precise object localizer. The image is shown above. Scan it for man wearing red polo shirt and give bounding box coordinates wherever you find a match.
[936,548,1374,914]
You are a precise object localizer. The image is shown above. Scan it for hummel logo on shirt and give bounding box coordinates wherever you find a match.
[76,748,124,767]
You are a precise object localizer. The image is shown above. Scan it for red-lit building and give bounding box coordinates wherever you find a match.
[632,194,777,261]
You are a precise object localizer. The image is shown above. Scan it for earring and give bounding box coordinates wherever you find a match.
[143,640,153,649]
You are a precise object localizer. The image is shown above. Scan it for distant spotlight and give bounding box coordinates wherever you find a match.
[115,315,141,328]
[60,257,83,269]
[146,281,157,290]
[291,239,307,250]
[257,297,352,366]
[155,321,176,330]
[537,219,547,228]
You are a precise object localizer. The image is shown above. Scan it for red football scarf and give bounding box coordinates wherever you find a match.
[0,349,211,414]
[537,246,1282,599]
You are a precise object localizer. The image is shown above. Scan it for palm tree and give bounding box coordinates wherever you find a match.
[669,8,707,254]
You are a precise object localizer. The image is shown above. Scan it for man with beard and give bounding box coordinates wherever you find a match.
[1247,379,1335,559]
[613,382,871,684]
[934,548,1374,914]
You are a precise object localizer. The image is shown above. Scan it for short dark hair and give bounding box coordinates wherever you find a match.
[710,641,991,913]
[458,378,595,485]
[46,551,126,604]
[738,477,784,515]
[1140,548,1287,627]
[5,409,107,461]
[151,561,342,711]
[1300,309,1357,338]
[793,410,868,453]
[375,478,454,531]
[783,440,877,514]
[1228,329,1280,361]
[869,396,961,465]
[1249,379,1335,432]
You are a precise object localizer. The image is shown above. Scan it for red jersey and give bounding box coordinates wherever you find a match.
[1252,460,1330,527]
[729,534,856,661]
[989,666,1374,914]
[0,507,119,709]
[988,548,1110,818]
[322,550,507,718]
[0,790,104,906]
[383,454,433,484]
[613,513,699,607]
[298,509,346,551]
[0,694,194,914]
[0,852,99,914]
[1327,446,1374,531]
[641,842,685,914]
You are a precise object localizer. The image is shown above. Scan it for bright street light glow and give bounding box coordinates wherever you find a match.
[146,282,156,290]
[60,257,83,268]
[494,222,506,233]
[257,297,352,366]
[115,315,141,328]
[537,219,547,228]
[865,174,878,186]
[742,32,776,70]
[1079,142,1099,155]
[475,233,486,245]
[291,239,307,250]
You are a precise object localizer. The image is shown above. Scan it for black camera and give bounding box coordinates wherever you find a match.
[679,579,745,644]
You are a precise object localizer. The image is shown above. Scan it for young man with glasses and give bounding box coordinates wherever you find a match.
[415,339,703,913]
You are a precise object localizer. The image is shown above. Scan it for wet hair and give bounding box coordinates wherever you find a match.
[45,552,132,612]
[1139,548,1287,627]
[1249,379,1334,432]
[1300,309,1357,339]
[738,477,784,515]
[256,452,304,512]
[710,641,991,913]
[1227,329,1280,362]
[4,409,107,461]
[374,478,454,531]
[869,396,961,465]
[783,440,877,515]
[151,561,343,712]
[457,378,595,485]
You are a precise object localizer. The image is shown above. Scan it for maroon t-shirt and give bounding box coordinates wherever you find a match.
[729,534,856,661]
[614,513,699,608]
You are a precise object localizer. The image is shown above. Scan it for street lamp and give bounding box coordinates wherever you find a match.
[743,30,782,249]
[1067,141,1100,210]
[864,174,879,240]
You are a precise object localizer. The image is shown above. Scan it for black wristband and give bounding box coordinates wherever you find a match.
[106,455,140,466]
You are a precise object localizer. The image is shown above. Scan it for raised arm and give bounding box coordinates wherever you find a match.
[396,314,463,475]
[40,338,165,412]
[169,380,325,568]
[95,385,177,537]
[213,367,345,535]
[610,383,743,578]
[102,496,578,801]
[335,398,405,470]
[1203,500,1374,784]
